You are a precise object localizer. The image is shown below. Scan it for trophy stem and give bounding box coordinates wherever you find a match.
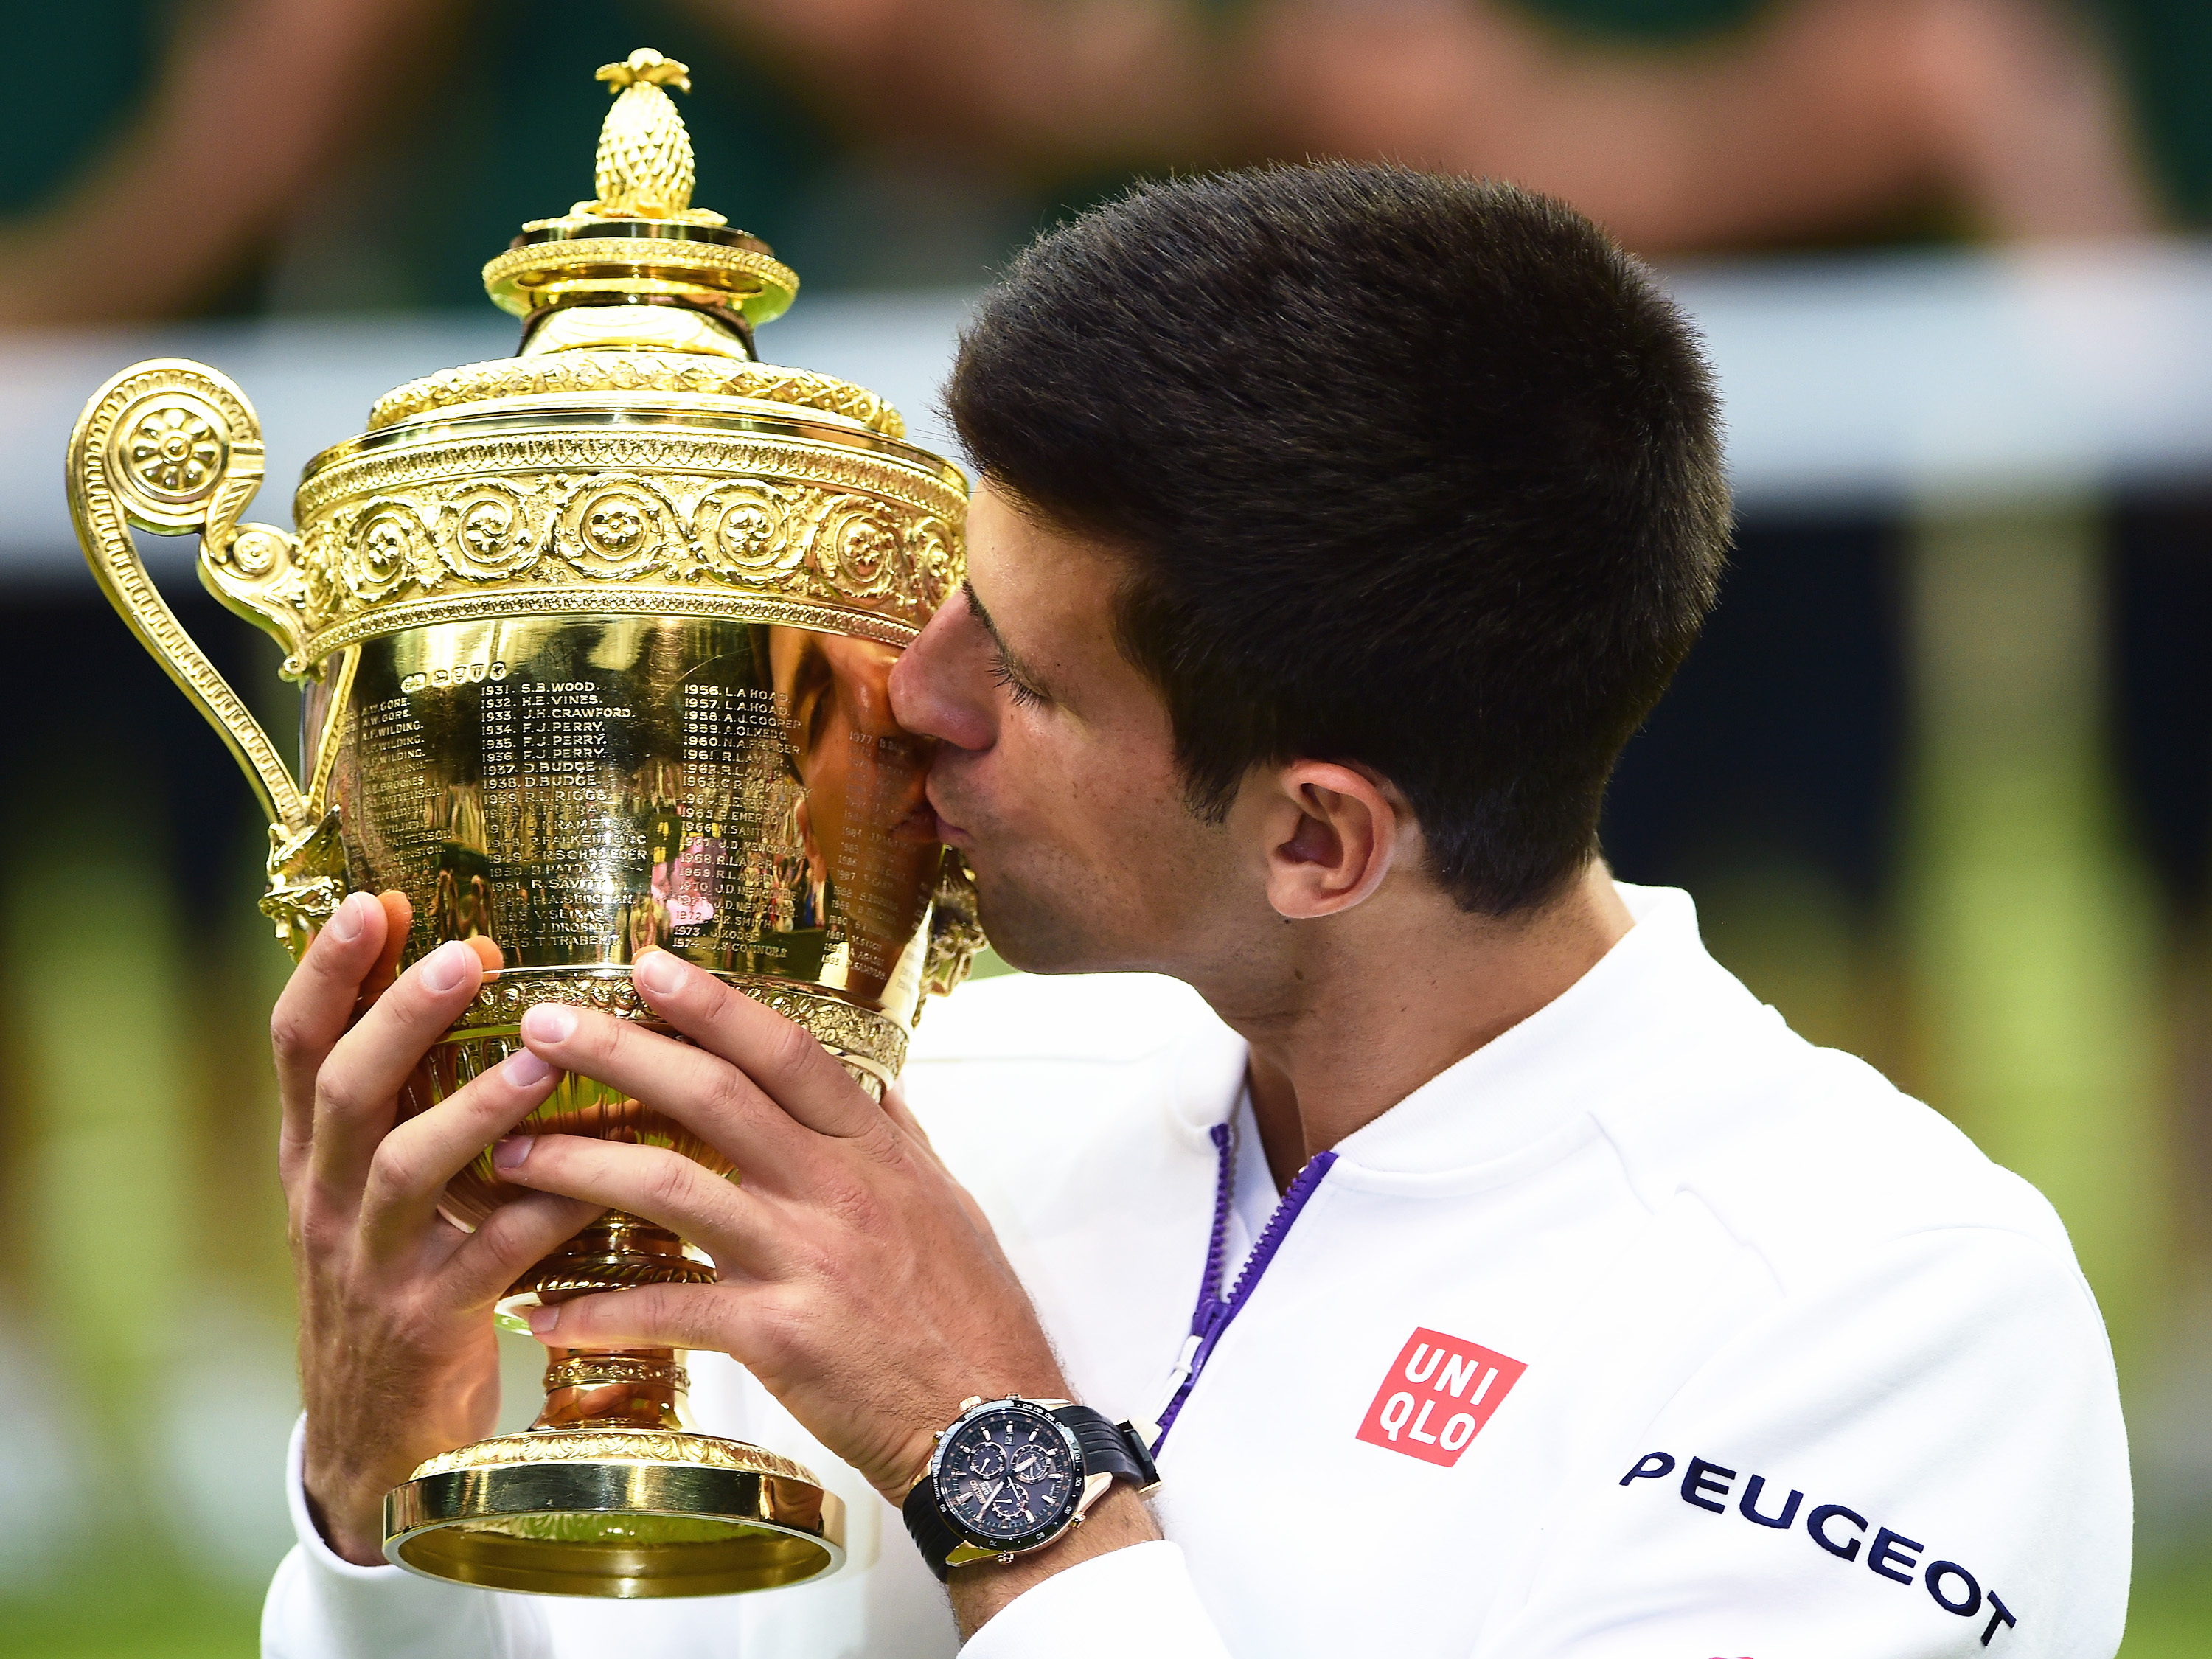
[500,1208,716,1310]
[535,1347,689,1432]
[500,1208,719,1430]
[383,1198,847,1597]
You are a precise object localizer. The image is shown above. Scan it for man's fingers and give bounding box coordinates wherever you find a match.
[516,1002,813,1174]
[271,891,389,1178]
[358,1048,565,1254]
[628,950,883,1138]
[307,937,489,1206]
[492,1133,771,1272]
[357,891,413,1007]
[528,1281,742,1356]
[441,1189,607,1307]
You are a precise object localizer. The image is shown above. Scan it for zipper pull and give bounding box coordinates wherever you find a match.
[1133,1332,1203,1444]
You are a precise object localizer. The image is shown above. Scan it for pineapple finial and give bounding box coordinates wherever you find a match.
[590,49,698,218]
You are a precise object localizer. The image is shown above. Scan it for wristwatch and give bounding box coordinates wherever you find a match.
[902,1395,1161,1579]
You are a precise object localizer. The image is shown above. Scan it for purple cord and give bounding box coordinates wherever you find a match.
[1151,1125,1337,1455]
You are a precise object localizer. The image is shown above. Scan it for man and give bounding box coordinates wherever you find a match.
[262,165,2129,1658]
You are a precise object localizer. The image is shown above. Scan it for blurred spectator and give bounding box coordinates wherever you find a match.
[0,0,2163,325]
[1242,0,2151,247]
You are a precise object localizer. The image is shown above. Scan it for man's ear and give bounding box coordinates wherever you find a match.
[1259,762,1403,920]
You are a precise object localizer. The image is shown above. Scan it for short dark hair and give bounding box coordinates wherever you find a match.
[947,164,1729,914]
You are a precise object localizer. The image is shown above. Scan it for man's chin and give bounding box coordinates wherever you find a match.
[967,865,1116,977]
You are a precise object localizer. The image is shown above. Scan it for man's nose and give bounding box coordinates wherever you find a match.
[889,590,995,753]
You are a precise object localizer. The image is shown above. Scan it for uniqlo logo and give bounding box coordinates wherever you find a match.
[1355,1326,1526,1467]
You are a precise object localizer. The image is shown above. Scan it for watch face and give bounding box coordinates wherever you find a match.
[933,1402,1084,1551]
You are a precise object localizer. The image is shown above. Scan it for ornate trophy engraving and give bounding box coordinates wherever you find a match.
[66,48,984,1599]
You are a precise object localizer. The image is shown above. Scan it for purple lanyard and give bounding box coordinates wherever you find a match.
[1149,1120,1337,1455]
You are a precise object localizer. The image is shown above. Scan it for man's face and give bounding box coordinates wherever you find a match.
[888,485,1251,975]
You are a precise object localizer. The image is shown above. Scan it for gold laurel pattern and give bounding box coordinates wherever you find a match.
[367,352,908,437]
[299,428,961,523]
[544,1354,692,1392]
[410,1430,821,1484]
[455,968,644,1027]
[288,426,963,655]
[448,968,908,1078]
[734,981,910,1078]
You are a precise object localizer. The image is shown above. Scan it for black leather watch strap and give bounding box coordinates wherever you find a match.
[1054,1405,1160,1493]
[902,1402,1160,1582]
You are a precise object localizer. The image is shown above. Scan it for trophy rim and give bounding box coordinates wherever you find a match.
[364,352,912,438]
[301,395,969,493]
[296,587,927,664]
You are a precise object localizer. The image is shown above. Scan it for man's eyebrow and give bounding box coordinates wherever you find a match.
[962,578,1046,685]
[961,577,1002,641]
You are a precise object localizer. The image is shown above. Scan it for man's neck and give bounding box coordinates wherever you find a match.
[1214,864,1635,1193]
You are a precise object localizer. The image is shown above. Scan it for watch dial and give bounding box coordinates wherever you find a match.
[937,1408,1080,1548]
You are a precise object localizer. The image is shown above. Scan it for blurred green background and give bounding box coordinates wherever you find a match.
[5,0,2212,1652]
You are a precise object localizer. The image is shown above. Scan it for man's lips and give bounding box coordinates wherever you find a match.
[922,777,969,844]
[888,801,942,846]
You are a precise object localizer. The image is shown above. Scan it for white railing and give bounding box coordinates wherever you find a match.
[5,241,2212,571]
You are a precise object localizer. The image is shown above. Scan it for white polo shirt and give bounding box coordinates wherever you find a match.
[263,884,2130,1658]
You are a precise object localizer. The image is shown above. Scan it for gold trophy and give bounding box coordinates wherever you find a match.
[66,49,982,1598]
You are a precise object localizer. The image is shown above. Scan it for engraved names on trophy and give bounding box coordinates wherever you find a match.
[675,684,808,962]
[334,617,936,1014]
[355,691,436,901]
[479,677,644,953]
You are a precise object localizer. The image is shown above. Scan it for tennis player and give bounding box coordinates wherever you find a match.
[263,165,2128,1658]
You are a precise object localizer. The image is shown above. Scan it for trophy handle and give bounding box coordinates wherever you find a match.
[66,358,347,953]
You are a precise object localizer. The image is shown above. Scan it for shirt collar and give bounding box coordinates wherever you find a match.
[1166,883,1763,1177]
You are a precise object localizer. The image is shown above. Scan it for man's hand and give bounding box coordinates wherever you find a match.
[274,891,599,1565]
[492,947,1059,1499]
[490,947,1162,1626]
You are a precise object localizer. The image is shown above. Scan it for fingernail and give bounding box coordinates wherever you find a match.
[635,950,684,997]
[493,1135,532,1170]
[421,939,473,995]
[527,1303,560,1336]
[327,891,372,943]
[522,1003,577,1043]
[502,1048,552,1088]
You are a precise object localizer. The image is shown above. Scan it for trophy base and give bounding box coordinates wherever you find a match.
[383,1427,846,1598]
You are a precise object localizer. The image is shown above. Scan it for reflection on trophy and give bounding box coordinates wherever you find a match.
[66,47,984,1599]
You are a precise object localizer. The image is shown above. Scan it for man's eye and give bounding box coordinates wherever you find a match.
[988,653,1046,709]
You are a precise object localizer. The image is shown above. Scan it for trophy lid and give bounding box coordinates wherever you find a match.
[243,49,964,672]
[479,49,799,349]
[359,47,914,434]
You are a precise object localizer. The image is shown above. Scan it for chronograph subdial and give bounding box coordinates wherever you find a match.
[1010,1447,1073,1510]
[954,1440,1009,1481]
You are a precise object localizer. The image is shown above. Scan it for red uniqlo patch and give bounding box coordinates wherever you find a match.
[1355,1326,1527,1467]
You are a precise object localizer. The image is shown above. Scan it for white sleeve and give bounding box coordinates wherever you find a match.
[958,1540,1233,1658]
[1477,1226,2131,1658]
[260,1416,553,1659]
